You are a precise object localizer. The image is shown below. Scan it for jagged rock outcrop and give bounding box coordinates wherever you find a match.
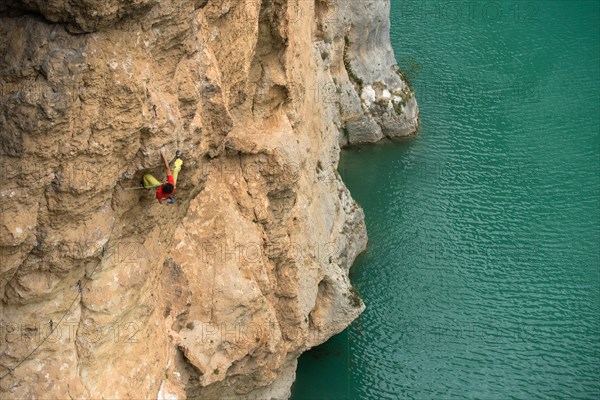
[0,0,417,398]
[320,0,420,145]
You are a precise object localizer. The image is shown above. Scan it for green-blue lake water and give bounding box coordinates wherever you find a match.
[292,0,599,399]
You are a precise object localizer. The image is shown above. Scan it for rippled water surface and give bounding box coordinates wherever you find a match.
[292,0,599,399]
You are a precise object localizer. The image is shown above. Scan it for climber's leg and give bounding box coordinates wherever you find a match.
[143,173,161,188]
[173,158,183,186]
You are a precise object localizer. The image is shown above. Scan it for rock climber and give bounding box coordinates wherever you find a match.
[143,149,183,204]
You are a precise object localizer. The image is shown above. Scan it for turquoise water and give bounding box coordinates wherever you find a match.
[292,0,599,399]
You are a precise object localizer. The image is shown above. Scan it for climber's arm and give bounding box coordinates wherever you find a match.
[161,149,172,177]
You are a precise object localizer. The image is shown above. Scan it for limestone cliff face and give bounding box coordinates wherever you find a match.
[0,1,417,398]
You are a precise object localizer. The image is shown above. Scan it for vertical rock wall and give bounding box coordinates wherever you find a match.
[0,0,417,398]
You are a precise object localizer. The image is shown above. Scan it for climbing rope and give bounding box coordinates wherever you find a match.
[0,286,82,380]
[124,184,161,191]
[0,240,111,381]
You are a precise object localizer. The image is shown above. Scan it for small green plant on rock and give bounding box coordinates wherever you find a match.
[391,88,411,115]
[348,286,362,308]
[393,101,403,115]
[344,36,363,89]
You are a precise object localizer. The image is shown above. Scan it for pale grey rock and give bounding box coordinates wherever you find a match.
[320,0,420,144]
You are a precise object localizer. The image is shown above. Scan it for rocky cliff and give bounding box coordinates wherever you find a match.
[0,1,418,398]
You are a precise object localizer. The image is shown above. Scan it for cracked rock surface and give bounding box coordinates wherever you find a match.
[0,0,417,398]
